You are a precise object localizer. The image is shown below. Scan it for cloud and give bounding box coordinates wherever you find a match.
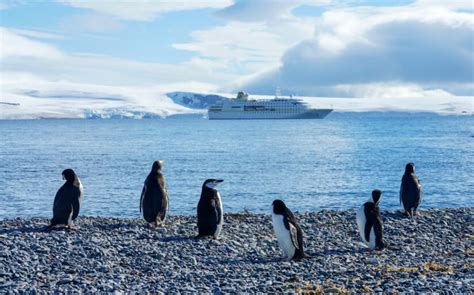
[0,26,236,87]
[59,13,123,33]
[7,28,65,40]
[235,5,474,97]
[214,0,330,22]
[0,27,65,59]
[414,0,474,10]
[173,16,316,75]
[59,0,233,21]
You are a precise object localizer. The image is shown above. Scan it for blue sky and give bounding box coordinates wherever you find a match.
[1,2,225,63]
[0,0,472,118]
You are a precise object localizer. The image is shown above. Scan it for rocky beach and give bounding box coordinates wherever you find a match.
[0,208,472,293]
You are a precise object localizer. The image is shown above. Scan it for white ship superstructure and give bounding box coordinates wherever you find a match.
[208,92,332,120]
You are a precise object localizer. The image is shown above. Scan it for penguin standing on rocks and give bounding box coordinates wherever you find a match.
[49,169,83,229]
[140,160,169,227]
[356,189,386,250]
[400,162,423,217]
[196,179,223,239]
[271,200,304,260]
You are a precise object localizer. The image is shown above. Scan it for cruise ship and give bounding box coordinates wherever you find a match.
[207,92,332,120]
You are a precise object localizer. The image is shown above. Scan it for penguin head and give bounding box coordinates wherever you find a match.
[203,179,223,189]
[371,189,383,205]
[405,162,415,174]
[151,160,164,172]
[62,169,77,183]
[272,199,287,215]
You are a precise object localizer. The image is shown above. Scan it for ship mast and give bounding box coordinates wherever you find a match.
[275,86,281,99]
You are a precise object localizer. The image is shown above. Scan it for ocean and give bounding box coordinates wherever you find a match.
[0,112,472,219]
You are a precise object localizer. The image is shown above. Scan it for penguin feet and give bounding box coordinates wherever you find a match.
[374,246,385,251]
[147,222,157,228]
[155,221,165,227]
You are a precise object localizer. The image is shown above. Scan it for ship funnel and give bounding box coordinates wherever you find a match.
[236,91,248,100]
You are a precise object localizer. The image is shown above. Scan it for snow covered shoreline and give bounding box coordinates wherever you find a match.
[0,91,471,120]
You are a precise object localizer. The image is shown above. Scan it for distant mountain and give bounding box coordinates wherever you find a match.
[166,92,229,109]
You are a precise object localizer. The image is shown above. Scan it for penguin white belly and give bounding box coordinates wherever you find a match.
[67,209,73,225]
[368,227,376,250]
[214,192,223,238]
[355,205,367,244]
[272,213,295,260]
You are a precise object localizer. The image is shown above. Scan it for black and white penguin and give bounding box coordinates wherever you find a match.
[400,162,423,217]
[49,169,83,228]
[196,179,223,239]
[140,160,169,227]
[356,189,386,250]
[271,200,304,260]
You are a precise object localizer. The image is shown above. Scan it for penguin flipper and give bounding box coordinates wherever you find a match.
[373,216,385,249]
[283,211,303,253]
[288,222,300,250]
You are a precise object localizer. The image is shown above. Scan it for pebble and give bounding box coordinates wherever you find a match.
[0,208,471,293]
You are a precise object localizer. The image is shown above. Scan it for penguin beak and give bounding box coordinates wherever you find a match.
[213,179,223,187]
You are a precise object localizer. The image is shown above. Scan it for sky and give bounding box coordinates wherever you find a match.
[0,0,473,118]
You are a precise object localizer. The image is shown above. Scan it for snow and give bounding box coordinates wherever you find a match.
[0,82,471,120]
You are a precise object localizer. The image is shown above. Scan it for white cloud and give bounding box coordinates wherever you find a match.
[59,0,233,21]
[214,0,330,22]
[0,27,65,59]
[414,0,474,10]
[8,28,65,40]
[237,5,474,97]
[59,13,123,33]
[173,16,316,75]
[0,26,236,86]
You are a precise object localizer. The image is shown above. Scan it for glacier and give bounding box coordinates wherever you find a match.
[0,88,471,120]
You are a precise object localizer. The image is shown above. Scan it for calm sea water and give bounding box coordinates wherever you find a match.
[0,113,472,219]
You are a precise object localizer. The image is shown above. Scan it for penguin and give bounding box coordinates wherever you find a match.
[400,162,423,217]
[49,169,83,228]
[140,160,169,227]
[196,179,223,239]
[356,189,386,250]
[271,199,304,260]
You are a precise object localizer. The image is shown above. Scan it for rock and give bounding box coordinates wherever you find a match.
[0,209,471,293]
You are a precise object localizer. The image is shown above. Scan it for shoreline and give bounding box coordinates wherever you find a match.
[1,208,472,293]
[2,205,473,221]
